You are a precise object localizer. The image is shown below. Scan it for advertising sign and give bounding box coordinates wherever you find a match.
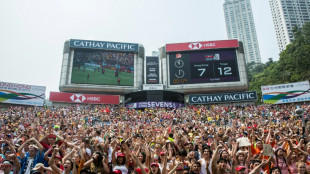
[166,39,239,52]
[237,137,251,147]
[70,39,139,52]
[145,56,160,84]
[261,81,310,104]
[189,91,257,104]
[126,101,183,109]
[0,81,46,106]
[169,49,240,85]
[143,84,164,90]
[49,92,119,104]
[263,144,274,157]
[71,49,134,86]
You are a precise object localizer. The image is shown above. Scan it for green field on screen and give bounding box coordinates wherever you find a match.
[71,67,134,86]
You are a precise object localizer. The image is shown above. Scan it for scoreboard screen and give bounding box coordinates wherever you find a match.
[169,48,240,85]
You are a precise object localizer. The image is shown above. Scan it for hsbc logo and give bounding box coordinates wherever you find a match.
[188,42,217,50]
[188,42,202,50]
[70,94,86,103]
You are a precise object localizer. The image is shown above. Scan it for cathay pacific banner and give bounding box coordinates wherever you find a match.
[69,39,139,52]
[189,91,257,104]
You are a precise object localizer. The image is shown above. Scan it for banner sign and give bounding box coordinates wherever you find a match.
[49,92,119,104]
[166,39,239,52]
[237,137,251,147]
[69,39,139,52]
[263,144,274,157]
[261,81,310,104]
[0,81,46,106]
[126,101,184,109]
[145,56,160,84]
[189,91,257,104]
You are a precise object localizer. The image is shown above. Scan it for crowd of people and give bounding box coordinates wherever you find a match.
[0,103,309,174]
[73,50,134,72]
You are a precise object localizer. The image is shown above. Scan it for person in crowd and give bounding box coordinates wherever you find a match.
[18,138,44,174]
[198,147,212,174]
[112,141,131,174]
[273,139,294,174]
[48,147,76,174]
[0,103,309,174]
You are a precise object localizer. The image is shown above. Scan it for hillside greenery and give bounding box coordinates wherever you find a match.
[247,22,310,102]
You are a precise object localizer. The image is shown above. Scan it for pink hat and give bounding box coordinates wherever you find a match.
[151,163,159,167]
[235,165,246,171]
[117,152,125,157]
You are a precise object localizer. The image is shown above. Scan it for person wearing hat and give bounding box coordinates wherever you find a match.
[150,163,161,174]
[1,139,21,173]
[31,163,46,174]
[48,147,76,174]
[39,133,68,153]
[157,151,171,172]
[18,138,44,174]
[233,148,252,174]
[112,142,131,174]
[0,160,14,174]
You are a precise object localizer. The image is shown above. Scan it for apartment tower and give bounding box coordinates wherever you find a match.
[224,0,262,63]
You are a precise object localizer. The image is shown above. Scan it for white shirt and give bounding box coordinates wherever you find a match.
[113,165,128,174]
[25,158,34,174]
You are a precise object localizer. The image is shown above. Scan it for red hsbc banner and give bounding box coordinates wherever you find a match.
[166,39,239,52]
[49,92,119,104]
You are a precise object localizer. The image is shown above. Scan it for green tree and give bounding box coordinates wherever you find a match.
[248,22,310,103]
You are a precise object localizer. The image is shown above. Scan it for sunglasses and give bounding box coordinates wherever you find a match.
[0,164,12,168]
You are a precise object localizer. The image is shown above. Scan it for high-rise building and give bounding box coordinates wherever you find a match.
[152,51,159,57]
[223,0,261,63]
[269,0,310,52]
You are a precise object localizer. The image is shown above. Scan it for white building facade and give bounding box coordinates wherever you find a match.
[269,0,310,52]
[223,0,261,63]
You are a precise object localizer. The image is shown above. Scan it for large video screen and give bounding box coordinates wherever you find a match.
[71,49,134,86]
[169,48,240,85]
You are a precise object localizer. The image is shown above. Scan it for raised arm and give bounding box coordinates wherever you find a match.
[18,138,31,159]
[162,152,168,174]
[286,139,294,164]
[102,155,110,174]
[111,141,118,166]
[145,143,151,168]
[132,155,147,174]
[168,161,183,174]
[245,146,252,166]
[39,134,49,143]
[44,146,53,161]
[48,148,63,174]
[29,137,44,151]
[123,142,131,168]
[211,145,222,174]
[232,141,238,165]
[62,147,78,164]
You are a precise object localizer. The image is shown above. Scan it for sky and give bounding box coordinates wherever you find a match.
[0,0,280,95]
